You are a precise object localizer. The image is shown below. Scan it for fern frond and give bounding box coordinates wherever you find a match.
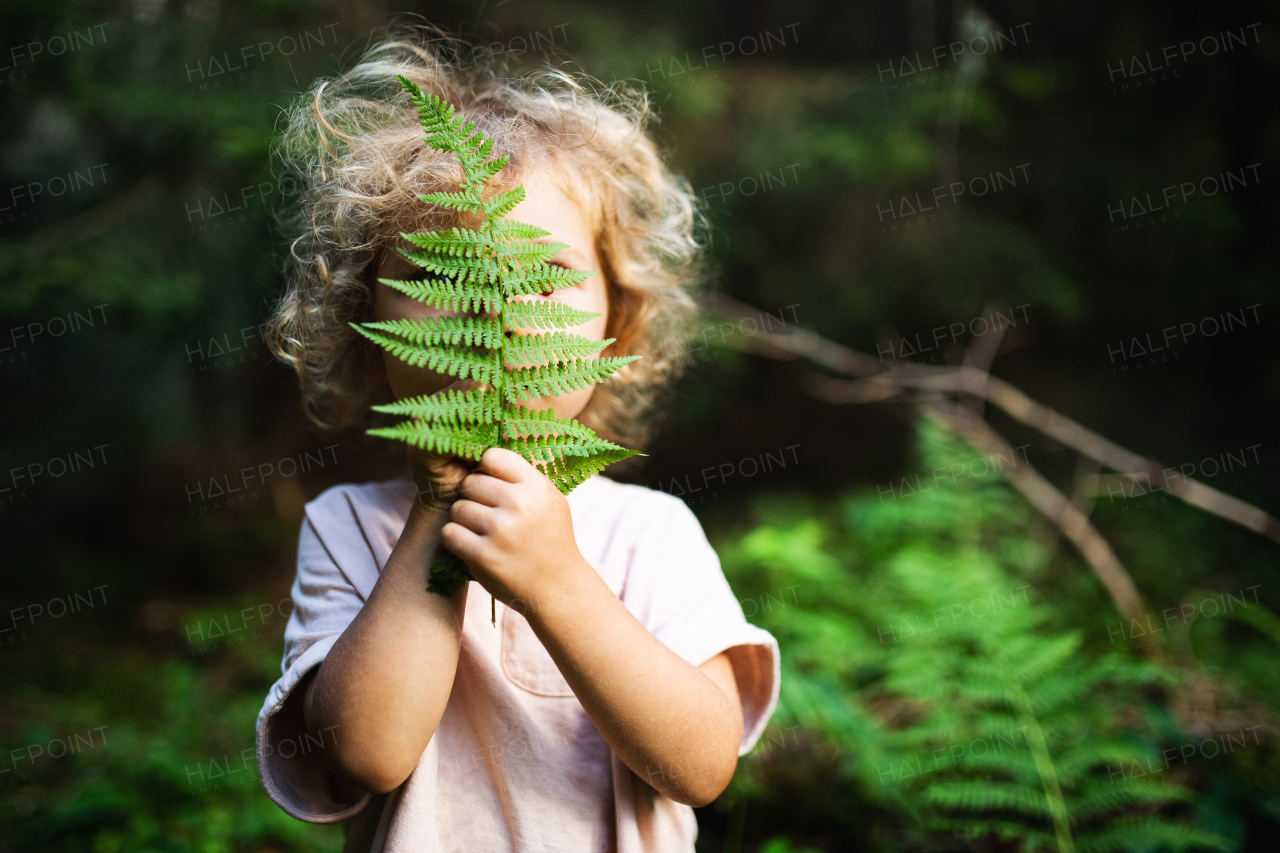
[359,78,650,604]
[1009,633,1083,691]
[924,780,1053,817]
[1067,778,1193,822]
[504,355,642,402]
[1054,743,1152,786]
[505,432,624,464]
[495,239,565,267]
[1027,669,1111,716]
[402,227,494,256]
[362,316,503,349]
[351,325,500,384]
[417,190,484,215]
[376,277,503,314]
[427,551,473,597]
[503,405,601,441]
[400,250,503,284]
[503,263,593,297]
[483,185,525,218]
[368,420,500,460]
[491,218,551,240]
[545,447,646,495]
[461,153,507,190]
[371,388,502,423]
[1073,817,1229,852]
[953,749,1042,780]
[507,332,613,365]
[504,299,600,331]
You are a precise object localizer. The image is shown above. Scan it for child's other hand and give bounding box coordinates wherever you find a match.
[441,447,585,606]
[396,377,486,510]
[407,445,472,511]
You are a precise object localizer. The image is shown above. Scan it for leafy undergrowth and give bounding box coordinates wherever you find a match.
[0,617,341,853]
[711,417,1275,852]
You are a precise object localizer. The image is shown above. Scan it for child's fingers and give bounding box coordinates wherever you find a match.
[457,472,509,507]
[477,447,534,484]
[449,498,495,534]
[440,520,484,560]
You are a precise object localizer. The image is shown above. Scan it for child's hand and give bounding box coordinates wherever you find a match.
[407,445,472,511]
[399,381,484,510]
[441,447,586,606]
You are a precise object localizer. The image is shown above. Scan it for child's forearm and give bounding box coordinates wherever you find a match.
[524,560,743,807]
[302,502,469,794]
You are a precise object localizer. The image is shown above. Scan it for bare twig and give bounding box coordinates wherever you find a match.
[960,301,1009,420]
[704,292,1280,546]
[924,402,1149,626]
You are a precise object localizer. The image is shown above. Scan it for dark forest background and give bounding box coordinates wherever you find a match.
[1,0,1276,850]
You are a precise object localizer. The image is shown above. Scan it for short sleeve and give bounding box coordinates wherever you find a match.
[254,515,372,822]
[642,496,781,757]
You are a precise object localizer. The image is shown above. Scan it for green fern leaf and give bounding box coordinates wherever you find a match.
[924,781,1054,817]
[505,355,642,402]
[1073,817,1229,852]
[503,263,593,297]
[417,190,484,214]
[356,77,649,601]
[503,405,601,441]
[368,420,499,458]
[371,388,502,423]
[362,316,504,349]
[376,277,502,313]
[504,300,601,331]
[351,325,501,384]
[402,227,494,256]
[504,433,623,464]
[496,239,564,266]
[720,416,1230,853]
[491,218,552,240]
[507,332,613,365]
[545,447,645,495]
[401,250,503,284]
[1068,779,1193,823]
[483,185,525,218]
[461,155,506,190]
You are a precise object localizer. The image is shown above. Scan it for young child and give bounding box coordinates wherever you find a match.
[255,28,780,853]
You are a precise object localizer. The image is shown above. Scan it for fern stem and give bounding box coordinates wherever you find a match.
[1006,673,1074,853]
[479,161,506,629]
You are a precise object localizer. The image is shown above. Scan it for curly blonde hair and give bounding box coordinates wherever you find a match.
[265,24,709,457]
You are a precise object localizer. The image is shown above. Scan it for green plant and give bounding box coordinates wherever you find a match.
[717,417,1230,852]
[0,624,342,853]
[866,548,1222,853]
[351,75,645,596]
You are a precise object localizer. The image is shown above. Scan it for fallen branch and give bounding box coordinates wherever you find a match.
[924,401,1148,626]
[705,292,1280,547]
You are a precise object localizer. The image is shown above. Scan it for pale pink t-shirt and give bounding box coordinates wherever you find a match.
[255,471,781,852]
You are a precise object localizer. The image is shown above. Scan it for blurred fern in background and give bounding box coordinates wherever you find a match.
[716,417,1231,851]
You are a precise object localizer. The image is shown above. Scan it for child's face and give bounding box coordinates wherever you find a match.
[373,166,610,422]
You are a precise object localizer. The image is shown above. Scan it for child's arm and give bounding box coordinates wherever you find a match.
[528,573,744,807]
[442,449,745,808]
[300,501,469,795]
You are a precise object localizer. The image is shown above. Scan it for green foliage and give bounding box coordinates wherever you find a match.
[0,622,341,853]
[351,76,646,595]
[717,418,1229,852]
